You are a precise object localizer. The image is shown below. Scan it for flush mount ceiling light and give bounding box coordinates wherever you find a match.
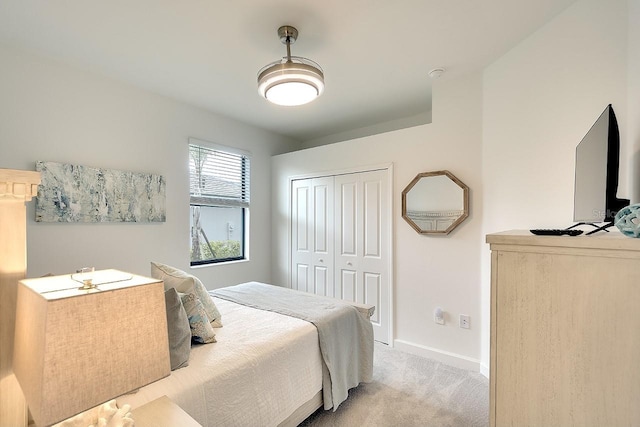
[258,25,324,107]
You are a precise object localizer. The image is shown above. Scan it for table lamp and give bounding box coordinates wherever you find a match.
[13,269,170,427]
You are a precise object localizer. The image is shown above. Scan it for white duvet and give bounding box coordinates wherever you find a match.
[117,297,323,427]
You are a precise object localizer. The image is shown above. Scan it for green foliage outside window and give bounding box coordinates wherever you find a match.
[191,240,241,262]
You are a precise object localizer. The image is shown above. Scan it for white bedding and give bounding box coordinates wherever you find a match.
[117,297,323,427]
[212,282,374,411]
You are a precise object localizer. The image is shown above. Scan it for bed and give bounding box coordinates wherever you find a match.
[116,271,374,427]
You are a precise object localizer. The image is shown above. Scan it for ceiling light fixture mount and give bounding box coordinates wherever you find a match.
[258,25,325,107]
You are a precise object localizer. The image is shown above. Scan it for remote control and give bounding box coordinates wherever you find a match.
[530,229,583,236]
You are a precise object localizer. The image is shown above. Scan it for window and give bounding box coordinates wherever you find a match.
[188,140,250,265]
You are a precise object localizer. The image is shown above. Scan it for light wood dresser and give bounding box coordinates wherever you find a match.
[487,230,640,427]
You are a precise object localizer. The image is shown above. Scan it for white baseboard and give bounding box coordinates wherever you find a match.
[480,363,490,379]
[393,339,481,372]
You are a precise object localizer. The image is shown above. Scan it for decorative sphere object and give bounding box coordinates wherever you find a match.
[614,204,640,238]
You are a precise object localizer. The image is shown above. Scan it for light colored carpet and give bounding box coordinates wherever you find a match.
[300,342,489,427]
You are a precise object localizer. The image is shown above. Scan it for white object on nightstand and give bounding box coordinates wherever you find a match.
[130,396,201,427]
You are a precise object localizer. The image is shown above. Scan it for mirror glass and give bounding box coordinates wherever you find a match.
[402,170,469,234]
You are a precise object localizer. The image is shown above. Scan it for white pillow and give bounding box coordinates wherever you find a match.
[151,262,222,327]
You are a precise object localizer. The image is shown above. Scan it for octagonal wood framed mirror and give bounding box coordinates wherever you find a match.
[401,170,469,235]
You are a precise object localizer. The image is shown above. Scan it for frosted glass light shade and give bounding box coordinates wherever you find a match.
[13,270,170,427]
[266,81,319,106]
[257,57,325,106]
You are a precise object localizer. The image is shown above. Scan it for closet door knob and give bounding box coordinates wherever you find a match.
[347,262,353,266]
[319,259,324,263]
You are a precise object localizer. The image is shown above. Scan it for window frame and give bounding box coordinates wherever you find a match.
[188,138,251,266]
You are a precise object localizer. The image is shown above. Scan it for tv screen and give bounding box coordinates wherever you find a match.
[573,104,628,223]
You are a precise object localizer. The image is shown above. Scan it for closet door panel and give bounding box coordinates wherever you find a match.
[314,185,328,253]
[294,263,310,293]
[363,180,381,258]
[314,266,328,296]
[295,187,310,251]
[339,269,357,301]
[364,272,381,324]
[291,177,334,296]
[334,170,390,343]
[291,180,311,292]
[338,182,357,257]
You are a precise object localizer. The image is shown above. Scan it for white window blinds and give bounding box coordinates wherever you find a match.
[189,143,250,208]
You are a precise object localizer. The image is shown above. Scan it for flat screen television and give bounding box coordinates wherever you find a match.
[573,104,629,227]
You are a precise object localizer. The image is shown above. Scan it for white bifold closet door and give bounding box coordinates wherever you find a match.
[291,176,335,298]
[291,169,390,344]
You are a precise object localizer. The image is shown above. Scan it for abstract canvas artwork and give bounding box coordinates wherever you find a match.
[35,161,166,222]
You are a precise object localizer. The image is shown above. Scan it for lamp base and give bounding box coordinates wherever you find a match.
[78,279,97,291]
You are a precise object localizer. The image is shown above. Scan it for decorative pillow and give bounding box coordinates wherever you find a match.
[192,275,223,328]
[151,261,196,293]
[179,292,217,344]
[164,288,191,370]
[151,262,222,327]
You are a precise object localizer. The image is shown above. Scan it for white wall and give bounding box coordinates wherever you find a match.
[300,111,432,150]
[0,43,298,287]
[273,0,639,374]
[272,73,484,369]
[481,0,634,373]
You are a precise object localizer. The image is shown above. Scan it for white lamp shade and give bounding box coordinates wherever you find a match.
[13,270,170,427]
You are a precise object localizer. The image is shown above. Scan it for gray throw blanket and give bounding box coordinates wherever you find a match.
[210,282,373,411]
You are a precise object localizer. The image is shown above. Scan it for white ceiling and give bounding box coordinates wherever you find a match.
[0,0,576,142]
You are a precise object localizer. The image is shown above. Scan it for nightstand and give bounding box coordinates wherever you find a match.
[130,396,201,427]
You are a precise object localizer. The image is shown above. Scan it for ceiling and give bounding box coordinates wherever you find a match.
[0,0,576,143]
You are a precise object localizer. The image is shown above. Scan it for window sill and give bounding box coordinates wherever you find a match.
[190,258,249,269]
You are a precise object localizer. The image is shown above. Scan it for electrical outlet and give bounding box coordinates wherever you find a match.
[460,314,470,329]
